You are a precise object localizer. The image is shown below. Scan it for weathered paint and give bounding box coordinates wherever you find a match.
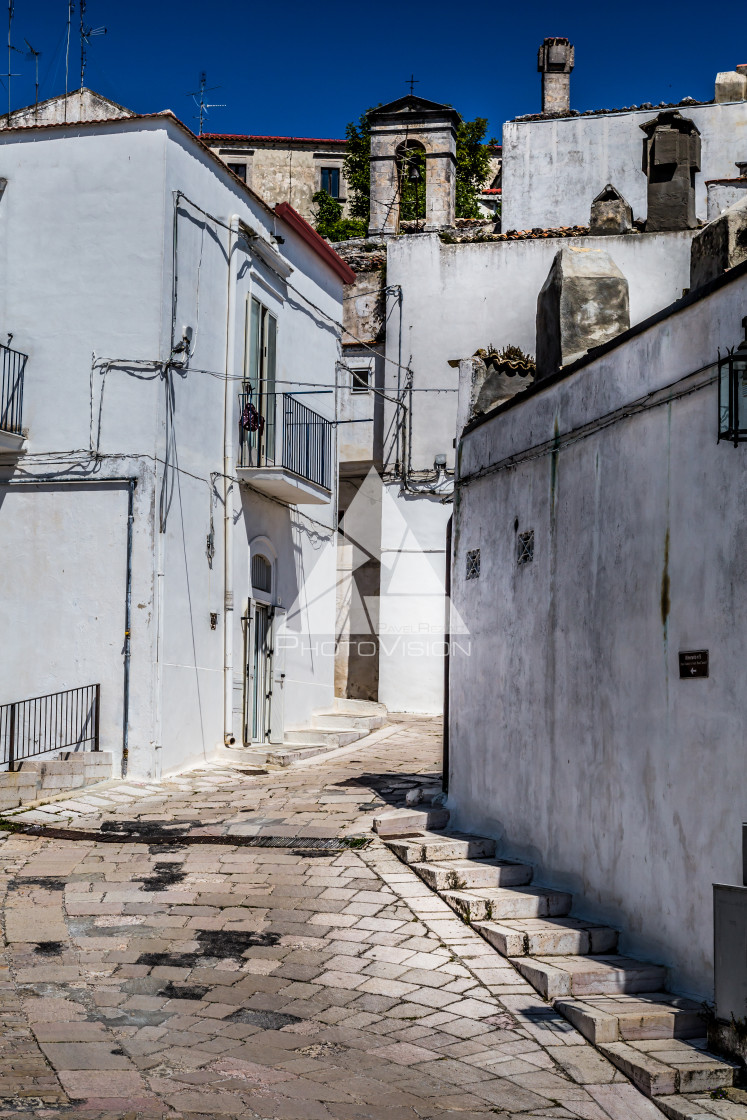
[503,100,747,232]
[449,267,747,998]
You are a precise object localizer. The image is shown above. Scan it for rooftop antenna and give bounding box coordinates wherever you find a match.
[64,0,74,119]
[4,1,21,123]
[24,39,41,115]
[79,0,106,90]
[187,71,225,135]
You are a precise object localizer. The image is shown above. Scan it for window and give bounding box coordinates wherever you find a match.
[466,549,481,580]
[252,553,272,596]
[517,530,534,565]
[320,167,340,198]
[242,297,277,467]
[351,367,370,393]
[227,162,246,182]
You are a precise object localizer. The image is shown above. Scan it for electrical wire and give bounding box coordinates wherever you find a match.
[457,359,719,489]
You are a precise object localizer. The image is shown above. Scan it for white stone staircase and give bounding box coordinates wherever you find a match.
[244,698,387,768]
[374,809,742,1117]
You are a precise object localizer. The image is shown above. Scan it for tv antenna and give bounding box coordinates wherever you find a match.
[188,71,225,135]
[3,1,21,122]
[79,0,106,89]
[24,39,41,113]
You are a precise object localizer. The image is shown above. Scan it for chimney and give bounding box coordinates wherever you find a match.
[640,110,701,231]
[535,247,630,379]
[537,37,575,116]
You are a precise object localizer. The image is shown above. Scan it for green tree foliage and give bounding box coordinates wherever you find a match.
[311,190,367,243]
[455,119,494,220]
[340,107,495,228]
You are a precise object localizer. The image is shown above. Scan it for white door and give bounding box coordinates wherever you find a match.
[269,607,286,744]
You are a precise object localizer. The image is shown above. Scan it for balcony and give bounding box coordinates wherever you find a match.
[237,392,332,505]
[0,339,27,459]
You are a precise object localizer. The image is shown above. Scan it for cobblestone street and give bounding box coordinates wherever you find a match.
[0,717,666,1119]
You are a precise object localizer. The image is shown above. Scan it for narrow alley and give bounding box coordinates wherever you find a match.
[0,717,669,1120]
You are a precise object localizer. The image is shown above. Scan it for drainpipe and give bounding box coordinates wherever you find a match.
[223,216,240,745]
[122,478,135,776]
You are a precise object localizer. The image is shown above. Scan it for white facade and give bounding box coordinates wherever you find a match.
[373,227,694,714]
[503,99,747,232]
[449,263,747,999]
[0,114,345,778]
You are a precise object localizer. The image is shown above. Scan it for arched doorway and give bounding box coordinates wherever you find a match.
[243,540,282,746]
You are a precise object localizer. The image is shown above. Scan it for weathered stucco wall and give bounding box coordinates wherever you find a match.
[374,228,694,715]
[449,268,747,999]
[208,140,349,223]
[503,100,747,232]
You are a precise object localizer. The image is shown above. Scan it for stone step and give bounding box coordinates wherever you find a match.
[512,954,667,1000]
[311,712,386,731]
[412,857,533,891]
[264,743,347,767]
[653,1088,747,1119]
[474,916,618,957]
[442,885,573,923]
[372,809,450,838]
[328,698,387,716]
[598,1038,735,1098]
[555,993,705,1045]
[384,830,495,863]
[283,728,365,748]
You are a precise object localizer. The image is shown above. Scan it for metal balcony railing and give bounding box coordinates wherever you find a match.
[0,339,27,435]
[0,684,100,772]
[239,392,332,491]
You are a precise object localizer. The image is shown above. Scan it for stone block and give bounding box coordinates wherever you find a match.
[535,246,630,378]
[590,184,633,235]
[715,70,747,103]
[714,883,747,1023]
[690,197,747,289]
[372,808,449,837]
[0,770,40,809]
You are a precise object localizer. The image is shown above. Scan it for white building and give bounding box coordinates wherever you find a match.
[448,252,747,1003]
[0,110,354,779]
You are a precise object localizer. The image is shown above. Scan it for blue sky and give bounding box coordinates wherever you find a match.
[5,0,745,141]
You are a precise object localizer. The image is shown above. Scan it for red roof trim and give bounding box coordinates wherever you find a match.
[481,188,502,195]
[274,202,356,286]
[202,133,346,145]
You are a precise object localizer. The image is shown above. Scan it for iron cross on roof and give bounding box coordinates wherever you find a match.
[406,74,419,96]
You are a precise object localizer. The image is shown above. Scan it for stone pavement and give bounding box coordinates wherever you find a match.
[0,716,680,1119]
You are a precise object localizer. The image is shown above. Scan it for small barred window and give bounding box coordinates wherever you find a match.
[517,530,534,565]
[466,549,481,580]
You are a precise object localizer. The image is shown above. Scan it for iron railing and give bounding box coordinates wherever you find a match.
[0,684,100,772]
[0,339,27,435]
[239,392,332,491]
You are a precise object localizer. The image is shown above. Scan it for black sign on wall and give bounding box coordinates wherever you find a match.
[679,650,709,678]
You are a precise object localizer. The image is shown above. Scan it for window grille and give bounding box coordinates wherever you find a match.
[466,549,480,580]
[517,530,534,565]
[252,554,272,595]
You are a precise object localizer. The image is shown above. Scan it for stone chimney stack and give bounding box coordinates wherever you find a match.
[538,37,575,116]
[640,110,701,231]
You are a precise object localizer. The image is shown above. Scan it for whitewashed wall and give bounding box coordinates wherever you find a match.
[0,116,341,778]
[449,266,747,999]
[503,100,747,232]
[377,229,694,714]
